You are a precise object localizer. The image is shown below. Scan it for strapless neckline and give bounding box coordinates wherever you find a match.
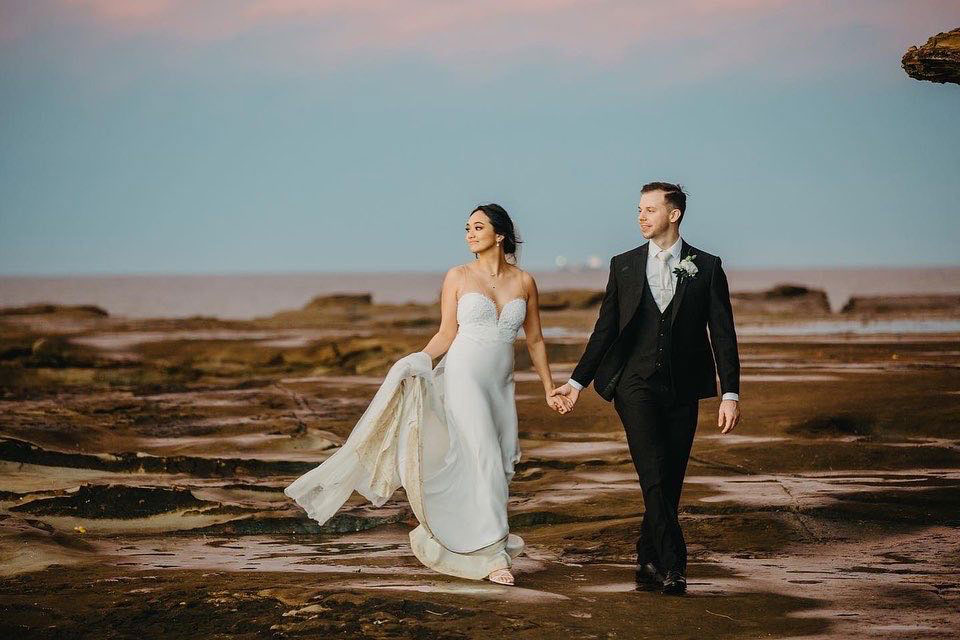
[458,291,526,323]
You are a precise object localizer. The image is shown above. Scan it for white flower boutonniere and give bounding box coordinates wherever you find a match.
[673,254,698,283]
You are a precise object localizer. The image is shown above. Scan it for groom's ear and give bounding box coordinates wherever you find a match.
[669,208,683,224]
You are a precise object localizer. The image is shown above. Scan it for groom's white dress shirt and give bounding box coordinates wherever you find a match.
[647,236,682,313]
[567,236,739,402]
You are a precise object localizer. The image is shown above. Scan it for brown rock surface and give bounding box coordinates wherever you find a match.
[537,289,605,311]
[841,293,960,314]
[0,304,113,336]
[10,484,215,519]
[2,294,959,637]
[262,292,436,331]
[301,293,372,310]
[731,284,831,316]
[902,28,960,85]
[0,303,108,317]
[533,284,835,317]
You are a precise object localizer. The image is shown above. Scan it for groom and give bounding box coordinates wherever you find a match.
[552,181,741,595]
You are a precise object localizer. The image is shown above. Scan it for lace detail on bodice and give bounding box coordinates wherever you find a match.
[457,292,526,343]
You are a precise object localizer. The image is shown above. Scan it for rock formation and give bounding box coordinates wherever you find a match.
[0,304,108,317]
[301,293,373,310]
[731,284,831,316]
[537,289,606,311]
[841,294,960,315]
[902,28,960,85]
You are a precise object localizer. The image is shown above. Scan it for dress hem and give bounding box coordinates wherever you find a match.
[409,526,524,580]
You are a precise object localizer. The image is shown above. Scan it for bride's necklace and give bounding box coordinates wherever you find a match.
[487,267,501,289]
[474,257,504,289]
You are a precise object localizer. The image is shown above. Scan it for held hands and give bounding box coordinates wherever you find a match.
[546,392,573,414]
[548,383,580,415]
[718,399,741,434]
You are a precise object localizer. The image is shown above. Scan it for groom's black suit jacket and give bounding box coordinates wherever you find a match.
[571,240,740,403]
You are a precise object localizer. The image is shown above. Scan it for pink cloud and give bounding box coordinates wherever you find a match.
[7,1,960,77]
[62,0,177,21]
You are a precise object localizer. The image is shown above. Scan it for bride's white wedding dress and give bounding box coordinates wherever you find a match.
[284,290,526,579]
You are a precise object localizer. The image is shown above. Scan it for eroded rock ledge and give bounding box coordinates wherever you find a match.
[731,284,831,316]
[902,28,960,85]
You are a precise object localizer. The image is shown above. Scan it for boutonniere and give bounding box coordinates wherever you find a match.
[673,254,699,283]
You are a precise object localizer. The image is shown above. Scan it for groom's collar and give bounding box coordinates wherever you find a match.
[648,236,683,260]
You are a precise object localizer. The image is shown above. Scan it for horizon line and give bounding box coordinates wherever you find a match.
[3,264,960,278]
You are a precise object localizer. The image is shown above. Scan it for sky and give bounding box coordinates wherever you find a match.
[1,0,959,274]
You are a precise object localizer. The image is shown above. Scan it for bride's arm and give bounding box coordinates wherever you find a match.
[421,267,461,359]
[522,273,572,413]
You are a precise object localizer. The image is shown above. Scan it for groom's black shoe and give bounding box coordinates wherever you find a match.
[661,570,687,595]
[634,562,665,591]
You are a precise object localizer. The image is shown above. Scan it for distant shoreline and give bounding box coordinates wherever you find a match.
[2,267,959,320]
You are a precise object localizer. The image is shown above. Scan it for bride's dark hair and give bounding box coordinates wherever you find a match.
[471,204,522,263]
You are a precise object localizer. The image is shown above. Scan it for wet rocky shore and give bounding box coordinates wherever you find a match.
[1,288,958,638]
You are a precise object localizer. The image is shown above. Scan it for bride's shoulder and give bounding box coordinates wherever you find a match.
[446,263,472,276]
[514,267,534,281]
[514,267,537,292]
[442,264,470,286]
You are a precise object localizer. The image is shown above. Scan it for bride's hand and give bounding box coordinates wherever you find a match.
[549,383,580,413]
[546,393,572,414]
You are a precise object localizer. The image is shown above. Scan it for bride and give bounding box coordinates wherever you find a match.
[285,204,571,585]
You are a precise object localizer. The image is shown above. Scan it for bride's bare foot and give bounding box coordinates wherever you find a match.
[487,568,514,585]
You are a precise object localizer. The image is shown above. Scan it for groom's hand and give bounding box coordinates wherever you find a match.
[546,393,572,414]
[718,400,740,434]
[550,384,580,413]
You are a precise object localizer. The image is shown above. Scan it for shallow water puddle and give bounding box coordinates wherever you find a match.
[103,534,419,574]
[707,527,960,636]
[691,469,960,508]
[699,434,787,445]
[135,431,338,459]
[524,440,629,459]
[739,319,960,335]
[278,375,386,386]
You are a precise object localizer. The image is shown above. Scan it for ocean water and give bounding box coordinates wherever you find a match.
[1,267,959,320]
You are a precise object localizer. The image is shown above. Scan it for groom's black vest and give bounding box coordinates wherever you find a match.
[622,285,675,382]
[571,241,740,404]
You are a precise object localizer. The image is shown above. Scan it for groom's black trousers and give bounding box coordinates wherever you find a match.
[613,370,699,574]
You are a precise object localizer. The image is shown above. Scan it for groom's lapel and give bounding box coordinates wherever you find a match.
[668,239,692,328]
[621,243,649,324]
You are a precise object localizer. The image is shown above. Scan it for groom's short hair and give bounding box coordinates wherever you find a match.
[641,181,687,223]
